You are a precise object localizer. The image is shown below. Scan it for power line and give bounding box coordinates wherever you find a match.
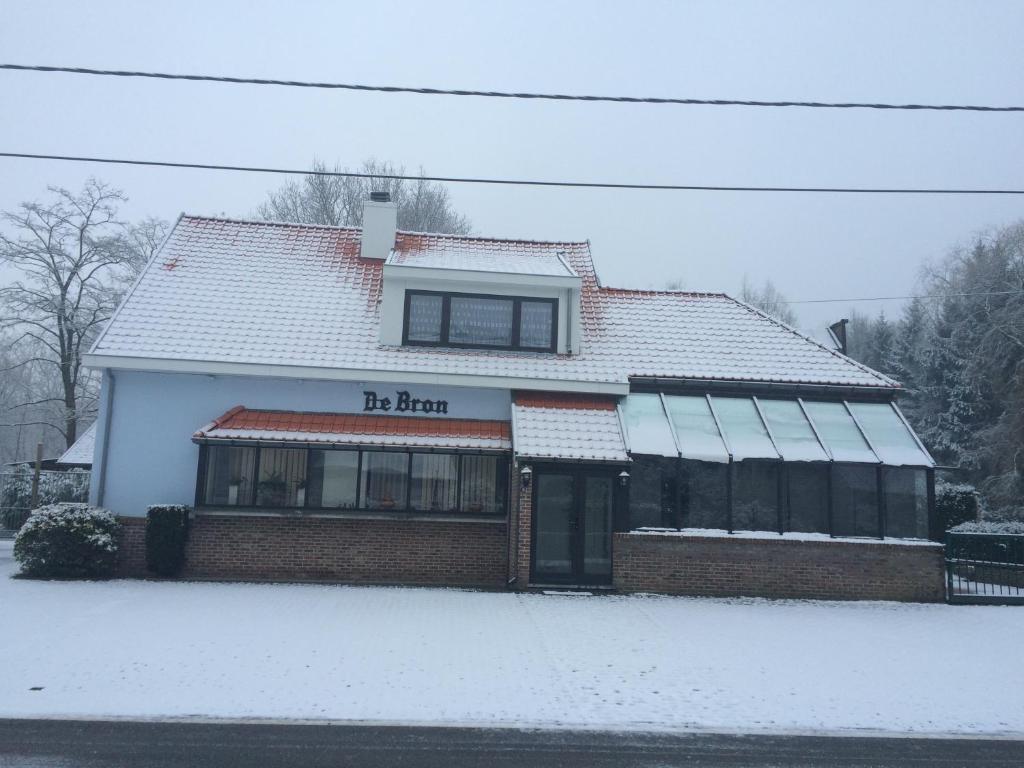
[780,290,1024,305]
[2,63,1023,113]
[3,151,1024,195]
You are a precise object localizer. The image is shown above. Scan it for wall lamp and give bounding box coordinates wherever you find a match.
[618,470,630,487]
[520,465,533,490]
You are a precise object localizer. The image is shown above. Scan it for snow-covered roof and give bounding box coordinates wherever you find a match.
[56,422,96,466]
[87,216,898,392]
[386,232,578,277]
[512,393,628,462]
[194,407,512,451]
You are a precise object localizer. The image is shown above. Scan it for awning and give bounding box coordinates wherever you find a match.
[512,393,628,463]
[620,394,933,467]
[193,406,512,451]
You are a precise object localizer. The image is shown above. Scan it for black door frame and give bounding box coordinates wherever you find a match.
[529,463,622,586]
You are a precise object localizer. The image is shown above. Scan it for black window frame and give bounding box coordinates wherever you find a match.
[196,443,510,518]
[402,289,558,353]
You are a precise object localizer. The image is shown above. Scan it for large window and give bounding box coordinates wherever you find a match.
[832,465,880,537]
[198,445,508,516]
[731,461,780,532]
[884,467,930,539]
[403,290,557,351]
[783,464,830,534]
[682,460,729,530]
[627,455,679,528]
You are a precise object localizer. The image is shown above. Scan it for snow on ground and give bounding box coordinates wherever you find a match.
[1,540,1022,735]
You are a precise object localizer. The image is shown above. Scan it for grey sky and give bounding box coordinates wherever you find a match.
[1,0,1021,334]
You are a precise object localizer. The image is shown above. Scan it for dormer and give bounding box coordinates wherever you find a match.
[373,215,584,355]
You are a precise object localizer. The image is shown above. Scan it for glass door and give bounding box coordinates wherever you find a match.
[533,473,576,581]
[532,469,615,585]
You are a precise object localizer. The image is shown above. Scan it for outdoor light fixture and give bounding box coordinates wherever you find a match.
[520,465,533,490]
[618,470,630,487]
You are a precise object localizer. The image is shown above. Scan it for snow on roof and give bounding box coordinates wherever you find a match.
[512,393,628,462]
[194,407,512,451]
[386,232,578,277]
[56,422,96,466]
[89,215,897,391]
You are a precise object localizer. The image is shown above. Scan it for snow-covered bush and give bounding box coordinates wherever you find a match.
[935,481,979,532]
[950,520,1024,535]
[1,468,91,530]
[13,503,120,578]
[145,505,191,577]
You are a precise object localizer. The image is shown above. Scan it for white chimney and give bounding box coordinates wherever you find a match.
[360,191,398,260]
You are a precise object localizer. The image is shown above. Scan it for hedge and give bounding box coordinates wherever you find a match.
[145,505,191,576]
[13,503,120,578]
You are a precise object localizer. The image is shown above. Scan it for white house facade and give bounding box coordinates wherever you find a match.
[83,196,944,600]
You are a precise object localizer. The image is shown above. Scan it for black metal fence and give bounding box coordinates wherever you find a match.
[0,469,92,536]
[946,531,1024,604]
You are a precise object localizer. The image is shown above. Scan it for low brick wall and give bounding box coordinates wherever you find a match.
[118,514,508,587]
[613,532,946,602]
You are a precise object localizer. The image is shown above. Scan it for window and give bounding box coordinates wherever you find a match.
[783,463,829,534]
[711,397,778,460]
[682,460,729,530]
[460,455,507,514]
[307,450,358,509]
[256,448,308,507]
[759,399,828,462]
[803,402,877,463]
[832,465,880,537]
[203,446,255,506]
[450,296,514,346]
[731,461,780,532]
[664,396,728,463]
[411,453,459,512]
[406,293,443,342]
[847,403,931,466]
[199,445,507,515]
[884,467,929,539]
[627,455,678,528]
[403,290,557,351]
[360,452,409,511]
[621,393,678,457]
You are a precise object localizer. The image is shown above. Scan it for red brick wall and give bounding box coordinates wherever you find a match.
[117,517,147,576]
[117,514,507,587]
[613,532,946,602]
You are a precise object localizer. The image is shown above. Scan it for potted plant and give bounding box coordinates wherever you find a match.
[257,472,287,507]
[227,476,242,505]
[295,478,307,508]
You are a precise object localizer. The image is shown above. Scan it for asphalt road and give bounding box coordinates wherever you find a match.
[1,719,1022,767]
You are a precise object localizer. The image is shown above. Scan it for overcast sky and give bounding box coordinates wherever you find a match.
[1,0,1022,333]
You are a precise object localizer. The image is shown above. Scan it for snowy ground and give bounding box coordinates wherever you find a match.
[1,540,1022,736]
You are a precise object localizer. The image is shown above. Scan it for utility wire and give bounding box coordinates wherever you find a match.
[779,290,1024,305]
[2,63,1023,113]
[2,152,1023,195]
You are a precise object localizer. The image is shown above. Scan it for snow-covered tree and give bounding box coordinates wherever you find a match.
[257,158,471,235]
[739,275,798,326]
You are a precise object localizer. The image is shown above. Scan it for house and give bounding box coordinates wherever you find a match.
[55,422,97,469]
[83,194,944,601]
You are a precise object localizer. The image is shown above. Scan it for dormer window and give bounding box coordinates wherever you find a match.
[403,290,557,352]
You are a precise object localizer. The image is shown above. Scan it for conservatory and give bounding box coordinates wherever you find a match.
[620,393,935,540]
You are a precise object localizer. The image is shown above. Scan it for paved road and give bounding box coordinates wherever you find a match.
[0,719,1022,767]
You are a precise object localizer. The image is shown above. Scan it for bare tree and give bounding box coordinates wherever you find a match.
[0,180,162,449]
[257,159,471,234]
[739,275,798,326]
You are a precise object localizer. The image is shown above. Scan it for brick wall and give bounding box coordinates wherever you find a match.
[117,517,147,576]
[613,532,946,602]
[117,514,507,587]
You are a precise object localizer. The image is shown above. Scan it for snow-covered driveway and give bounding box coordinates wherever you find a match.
[1,541,1021,735]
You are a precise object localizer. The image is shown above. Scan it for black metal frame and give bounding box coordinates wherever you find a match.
[402,289,558,352]
[946,531,1024,604]
[529,463,622,586]
[625,455,934,541]
[196,443,510,518]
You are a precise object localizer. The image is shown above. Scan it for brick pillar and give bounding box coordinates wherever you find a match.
[512,465,533,587]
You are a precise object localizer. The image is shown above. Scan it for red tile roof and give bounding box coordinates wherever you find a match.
[513,392,618,411]
[194,407,511,450]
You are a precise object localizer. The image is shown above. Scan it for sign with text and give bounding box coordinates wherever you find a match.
[363,390,450,415]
